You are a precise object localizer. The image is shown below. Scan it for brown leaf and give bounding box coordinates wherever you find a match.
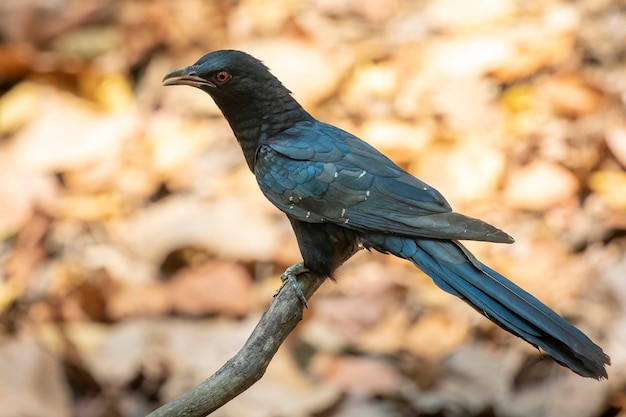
[322,355,403,396]
[355,308,410,354]
[0,45,34,84]
[9,85,140,172]
[168,261,252,317]
[404,313,470,360]
[107,282,171,319]
[588,171,626,210]
[410,141,506,204]
[606,125,626,168]
[107,193,286,265]
[538,75,603,118]
[2,214,50,312]
[232,39,348,108]
[302,260,409,350]
[0,165,58,237]
[504,161,579,210]
[424,0,515,29]
[0,335,72,417]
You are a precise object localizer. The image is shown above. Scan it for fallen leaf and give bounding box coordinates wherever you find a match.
[411,141,506,204]
[538,75,603,118]
[605,125,626,168]
[107,193,286,265]
[9,86,140,172]
[355,308,410,354]
[0,164,57,236]
[168,260,252,317]
[232,39,349,108]
[504,161,579,210]
[588,171,626,210]
[0,334,72,417]
[322,355,403,396]
[404,313,470,360]
[357,118,434,165]
[424,0,515,29]
[107,282,170,319]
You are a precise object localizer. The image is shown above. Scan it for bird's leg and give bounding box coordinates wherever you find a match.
[276,262,310,307]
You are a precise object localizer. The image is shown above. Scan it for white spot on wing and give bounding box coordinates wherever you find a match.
[306,211,311,218]
[341,208,346,217]
[357,170,367,179]
[333,172,339,178]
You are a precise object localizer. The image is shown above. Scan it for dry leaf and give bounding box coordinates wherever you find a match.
[0,335,71,417]
[504,161,579,210]
[168,261,252,317]
[322,355,403,396]
[588,171,626,209]
[538,75,603,118]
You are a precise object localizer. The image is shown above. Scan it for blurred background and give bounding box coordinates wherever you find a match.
[1,0,625,416]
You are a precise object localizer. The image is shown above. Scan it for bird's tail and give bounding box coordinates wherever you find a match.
[363,234,610,379]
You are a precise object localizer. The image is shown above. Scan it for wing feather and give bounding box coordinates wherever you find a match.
[256,121,513,243]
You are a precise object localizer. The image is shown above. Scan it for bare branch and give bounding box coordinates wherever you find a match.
[145,273,327,417]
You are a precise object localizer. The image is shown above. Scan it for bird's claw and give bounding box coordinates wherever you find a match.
[276,262,309,308]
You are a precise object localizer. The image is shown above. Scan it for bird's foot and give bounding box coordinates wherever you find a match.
[276,262,310,308]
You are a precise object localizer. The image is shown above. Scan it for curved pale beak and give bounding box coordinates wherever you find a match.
[162,66,215,88]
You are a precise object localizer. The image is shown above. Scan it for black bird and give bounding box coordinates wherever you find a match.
[163,50,610,379]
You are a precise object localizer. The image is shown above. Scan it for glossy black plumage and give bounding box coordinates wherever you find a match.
[163,50,610,379]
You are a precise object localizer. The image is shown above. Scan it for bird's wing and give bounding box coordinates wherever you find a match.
[256,121,512,243]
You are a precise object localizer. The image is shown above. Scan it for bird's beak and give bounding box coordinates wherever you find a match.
[162,66,215,88]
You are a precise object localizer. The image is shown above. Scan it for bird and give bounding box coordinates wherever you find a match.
[163,49,610,379]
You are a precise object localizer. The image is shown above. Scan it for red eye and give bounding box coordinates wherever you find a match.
[214,71,231,84]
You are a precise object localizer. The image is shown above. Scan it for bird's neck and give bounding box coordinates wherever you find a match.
[214,91,313,171]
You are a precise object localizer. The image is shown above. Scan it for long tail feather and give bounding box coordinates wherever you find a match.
[364,234,610,379]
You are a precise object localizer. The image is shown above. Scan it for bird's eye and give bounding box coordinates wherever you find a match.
[214,71,231,84]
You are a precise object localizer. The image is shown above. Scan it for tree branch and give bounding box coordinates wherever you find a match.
[145,272,327,417]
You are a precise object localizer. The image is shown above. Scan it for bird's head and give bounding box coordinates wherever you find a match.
[163,50,312,170]
[162,50,285,102]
